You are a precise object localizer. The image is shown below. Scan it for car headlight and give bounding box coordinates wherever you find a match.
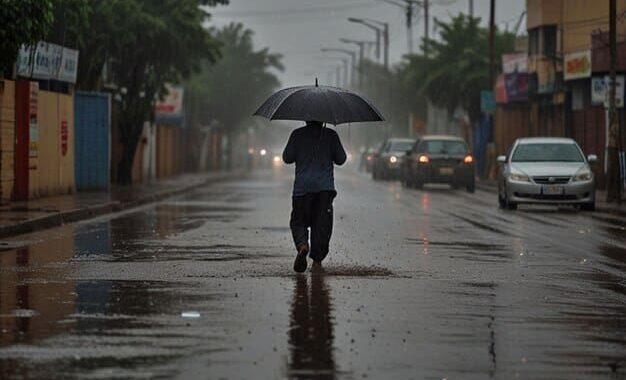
[509,173,530,182]
[389,155,398,163]
[573,170,592,182]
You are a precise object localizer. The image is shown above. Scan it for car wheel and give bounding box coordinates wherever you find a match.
[466,181,475,193]
[506,199,518,210]
[414,177,423,190]
[401,173,408,187]
[581,201,595,211]
[498,188,506,209]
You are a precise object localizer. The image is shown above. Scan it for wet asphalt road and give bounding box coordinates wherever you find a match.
[0,166,625,380]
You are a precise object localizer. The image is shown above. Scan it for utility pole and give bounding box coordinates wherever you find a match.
[424,0,429,44]
[486,0,496,179]
[607,0,622,202]
[377,0,420,54]
[488,0,495,89]
[469,0,474,17]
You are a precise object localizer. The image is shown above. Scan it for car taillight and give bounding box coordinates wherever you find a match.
[418,155,429,163]
[463,155,473,164]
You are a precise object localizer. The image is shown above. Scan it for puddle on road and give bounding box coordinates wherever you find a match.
[0,277,225,379]
[257,264,395,279]
[405,237,513,262]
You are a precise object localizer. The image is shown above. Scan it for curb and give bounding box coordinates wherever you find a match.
[0,173,235,239]
[476,181,626,217]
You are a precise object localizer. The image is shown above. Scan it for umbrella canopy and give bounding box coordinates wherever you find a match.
[254,80,385,125]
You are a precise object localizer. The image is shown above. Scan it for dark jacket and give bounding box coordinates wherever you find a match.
[283,124,347,196]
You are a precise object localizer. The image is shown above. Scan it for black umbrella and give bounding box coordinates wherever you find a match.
[254,80,385,125]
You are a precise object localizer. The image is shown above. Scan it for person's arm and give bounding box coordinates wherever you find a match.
[333,132,347,165]
[283,131,297,164]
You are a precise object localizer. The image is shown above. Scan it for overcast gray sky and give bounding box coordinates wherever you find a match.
[210,0,526,87]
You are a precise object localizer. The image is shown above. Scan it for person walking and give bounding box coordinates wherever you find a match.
[283,120,347,273]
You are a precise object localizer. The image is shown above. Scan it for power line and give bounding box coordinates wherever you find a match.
[211,2,381,18]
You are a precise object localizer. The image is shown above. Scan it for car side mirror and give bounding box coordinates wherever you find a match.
[587,154,597,163]
[496,155,506,164]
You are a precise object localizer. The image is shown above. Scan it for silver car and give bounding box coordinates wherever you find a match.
[497,137,597,211]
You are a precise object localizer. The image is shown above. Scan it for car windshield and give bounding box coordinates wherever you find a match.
[511,143,584,162]
[420,140,468,155]
[388,141,414,152]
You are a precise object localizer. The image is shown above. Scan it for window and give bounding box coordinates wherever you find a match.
[389,141,414,152]
[418,140,469,155]
[543,25,557,57]
[511,143,584,162]
[529,28,540,55]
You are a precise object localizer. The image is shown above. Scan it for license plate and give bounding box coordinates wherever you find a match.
[543,185,563,195]
[439,167,454,175]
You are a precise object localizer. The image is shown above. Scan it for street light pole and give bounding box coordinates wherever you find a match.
[316,56,349,88]
[340,38,375,88]
[321,48,357,87]
[376,0,420,54]
[348,18,390,70]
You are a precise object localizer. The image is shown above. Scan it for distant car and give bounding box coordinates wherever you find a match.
[360,147,377,173]
[372,138,416,180]
[401,135,475,192]
[497,137,596,211]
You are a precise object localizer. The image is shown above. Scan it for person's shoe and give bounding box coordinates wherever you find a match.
[293,243,309,273]
[310,260,324,273]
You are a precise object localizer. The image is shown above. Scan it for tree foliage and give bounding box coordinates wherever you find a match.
[405,15,516,121]
[0,0,54,75]
[60,0,228,183]
[186,23,283,131]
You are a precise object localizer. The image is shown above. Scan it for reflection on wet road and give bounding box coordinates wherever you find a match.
[0,168,624,379]
[289,274,335,380]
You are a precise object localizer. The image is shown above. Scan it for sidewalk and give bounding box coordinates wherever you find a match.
[0,172,236,239]
[476,179,626,216]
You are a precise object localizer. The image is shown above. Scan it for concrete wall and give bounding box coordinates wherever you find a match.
[527,0,563,30]
[156,124,182,179]
[35,90,76,197]
[0,80,15,202]
[563,0,626,54]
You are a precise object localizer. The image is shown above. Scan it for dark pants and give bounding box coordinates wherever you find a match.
[290,191,336,262]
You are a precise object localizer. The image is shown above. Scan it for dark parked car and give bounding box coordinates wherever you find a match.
[401,135,475,192]
[372,138,416,180]
[359,147,378,173]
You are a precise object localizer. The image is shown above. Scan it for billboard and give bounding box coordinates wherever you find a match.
[564,50,591,81]
[155,84,185,125]
[591,75,625,108]
[17,42,79,84]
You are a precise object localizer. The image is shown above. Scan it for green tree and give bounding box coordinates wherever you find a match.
[185,23,283,168]
[69,0,227,184]
[419,14,515,123]
[0,0,54,76]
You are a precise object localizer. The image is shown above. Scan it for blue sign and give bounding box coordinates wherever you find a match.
[481,91,496,114]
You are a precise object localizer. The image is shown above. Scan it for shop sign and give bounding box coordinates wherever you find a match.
[564,50,591,81]
[61,121,68,156]
[591,75,625,108]
[155,84,185,125]
[16,42,79,84]
[495,74,508,104]
[505,73,529,102]
[502,53,527,74]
